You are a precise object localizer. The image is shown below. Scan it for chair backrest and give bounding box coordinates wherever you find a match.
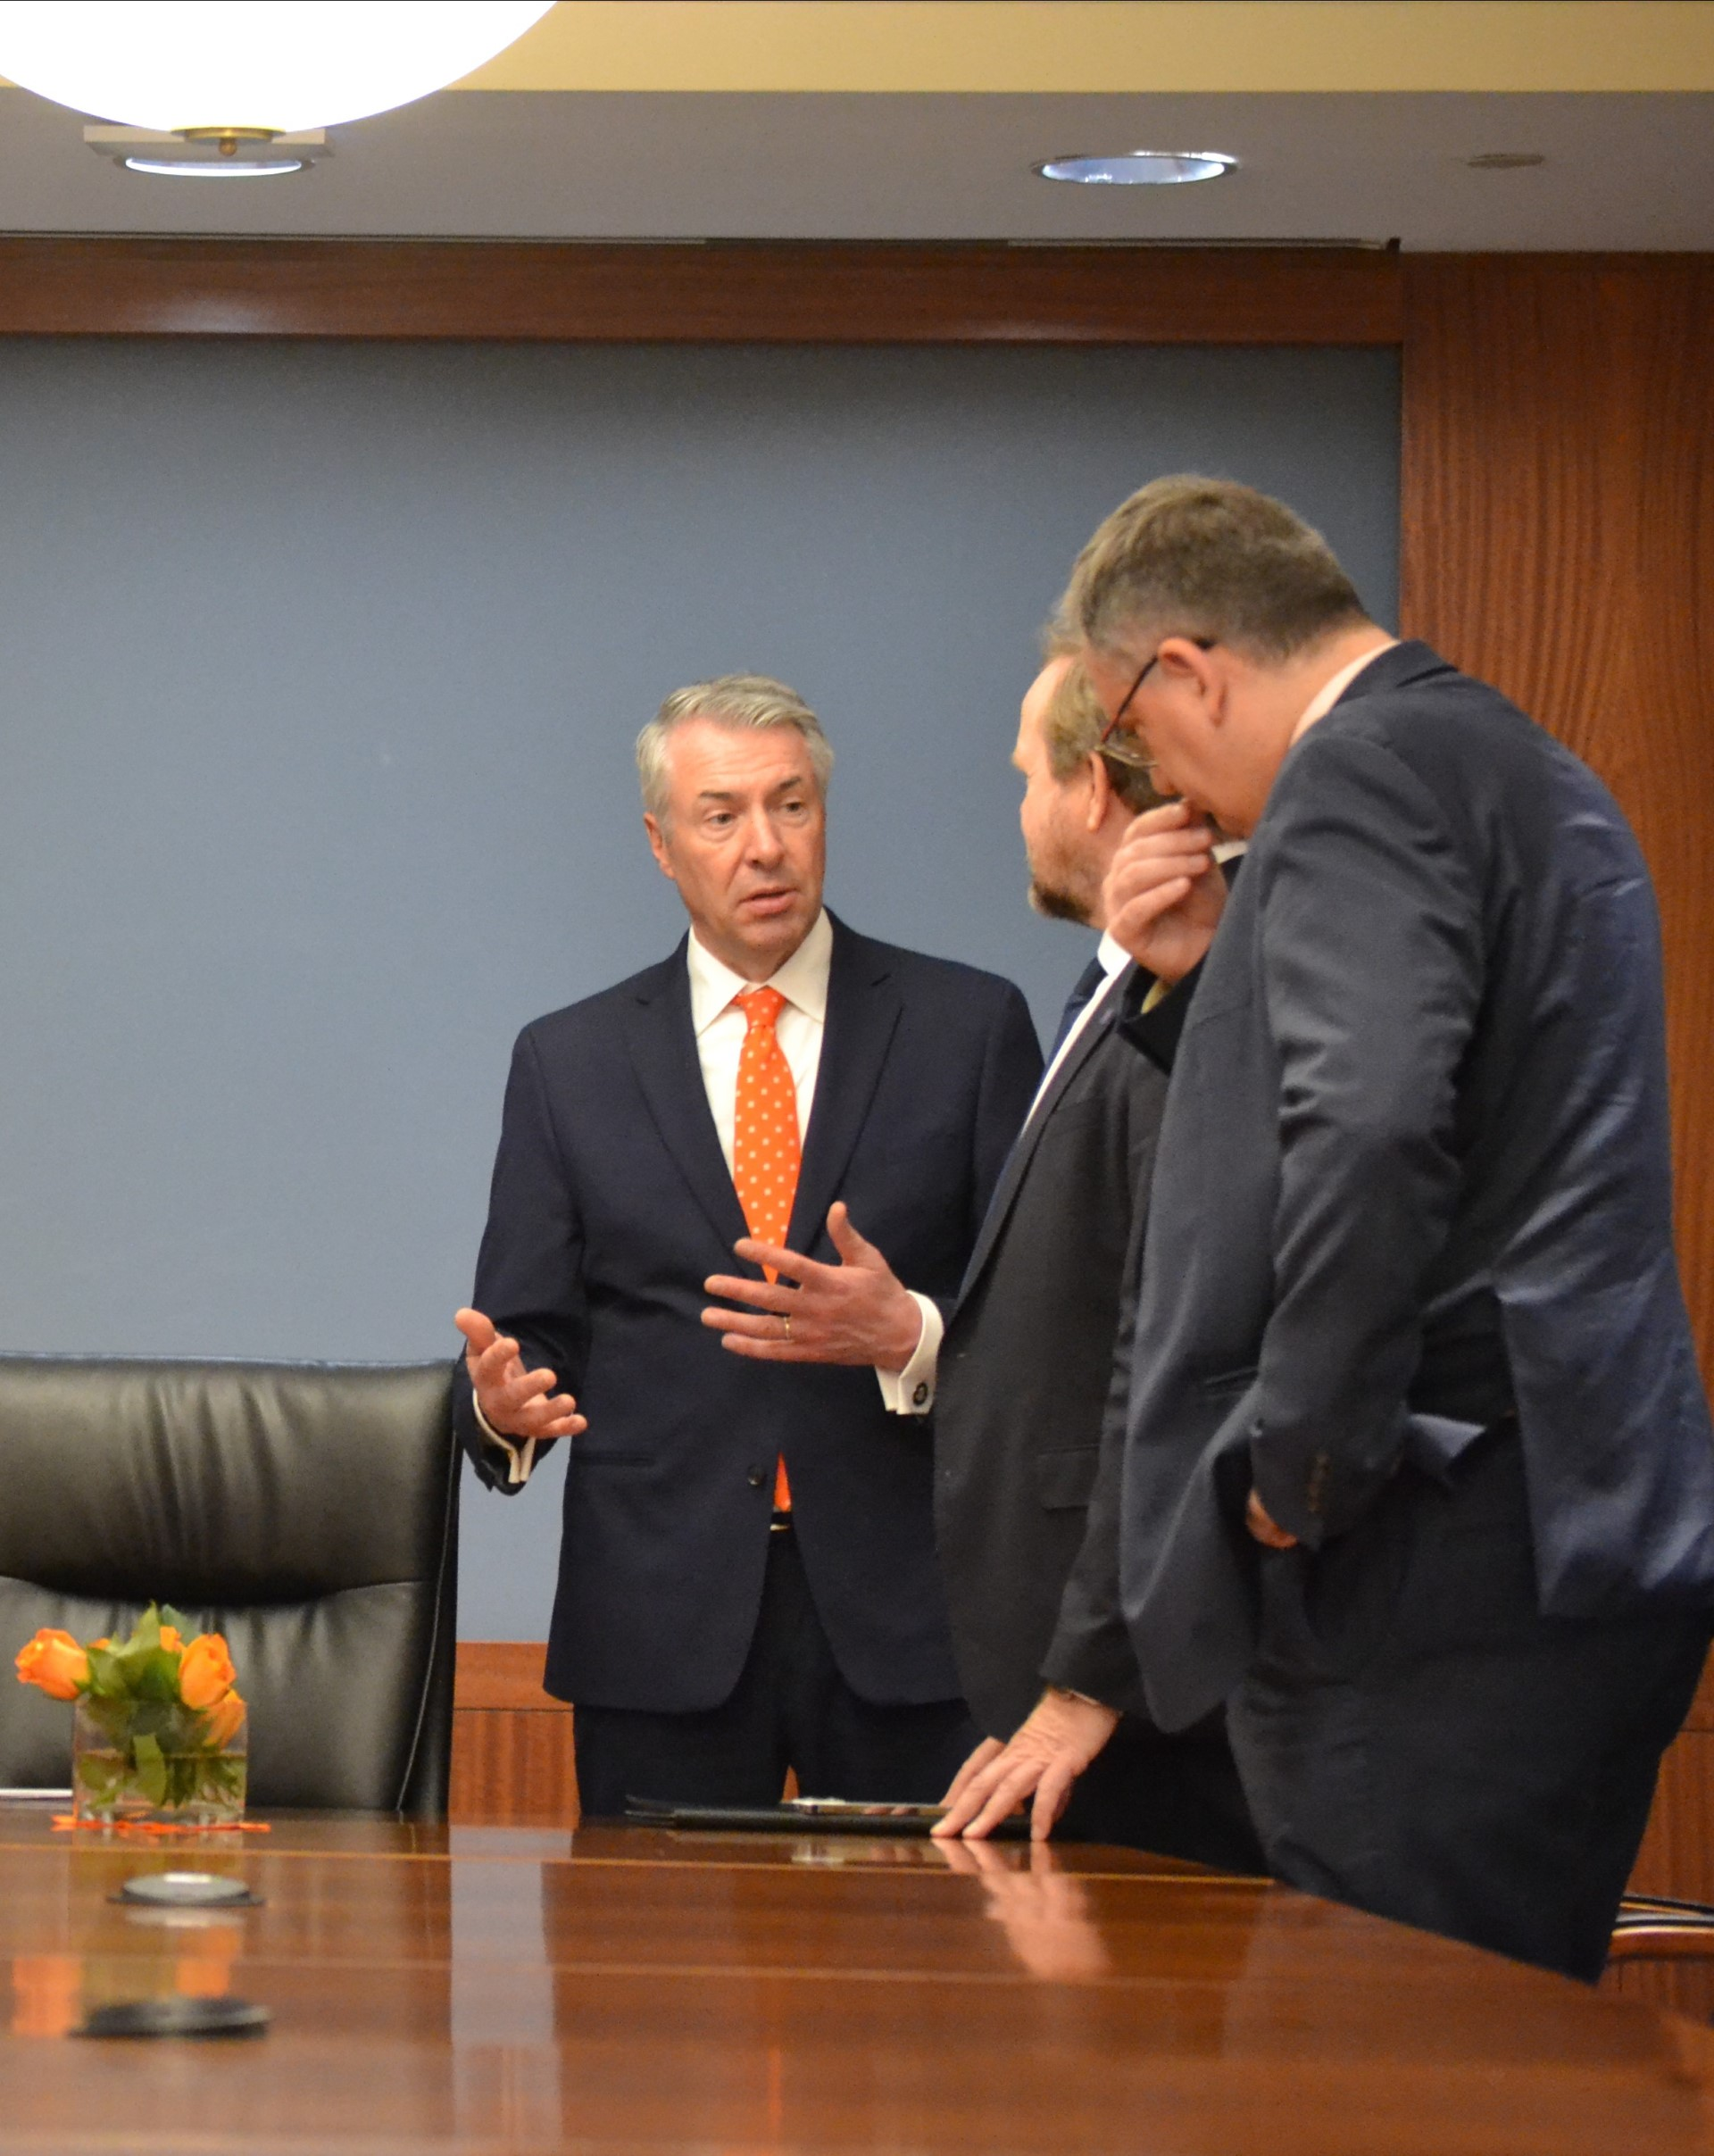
[0,1355,458,1817]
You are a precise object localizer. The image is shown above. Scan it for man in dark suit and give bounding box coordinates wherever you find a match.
[1057,474,1714,1979]
[454,674,1041,1817]
[707,649,1261,1870]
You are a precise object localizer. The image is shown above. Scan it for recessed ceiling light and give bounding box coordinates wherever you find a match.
[1036,152,1236,187]
[1466,152,1546,171]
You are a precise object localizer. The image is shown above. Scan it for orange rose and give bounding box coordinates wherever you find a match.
[159,1626,183,1653]
[15,1629,89,1701]
[178,1633,237,1711]
[201,1689,246,1749]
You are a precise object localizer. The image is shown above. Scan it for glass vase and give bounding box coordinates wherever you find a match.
[71,1693,247,1827]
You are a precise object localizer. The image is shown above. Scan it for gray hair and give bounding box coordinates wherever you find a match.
[636,673,834,818]
[1062,474,1369,667]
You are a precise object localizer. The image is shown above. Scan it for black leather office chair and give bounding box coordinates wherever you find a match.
[0,1356,458,1817]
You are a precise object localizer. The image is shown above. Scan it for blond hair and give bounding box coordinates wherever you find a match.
[1036,620,1166,815]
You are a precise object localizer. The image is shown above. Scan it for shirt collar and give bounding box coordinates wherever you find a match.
[1290,640,1398,744]
[1094,931,1130,980]
[686,908,833,1036]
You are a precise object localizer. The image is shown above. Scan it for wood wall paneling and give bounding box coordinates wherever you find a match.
[0,237,1402,344]
[450,1644,578,1827]
[1400,254,1714,1378]
[1401,255,1714,1935]
[2,239,1705,1923]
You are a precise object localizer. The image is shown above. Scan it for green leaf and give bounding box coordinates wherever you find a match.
[75,1753,122,1801]
[159,1603,189,1638]
[130,1730,168,1807]
[131,1649,181,1704]
[79,1693,133,1749]
[83,1645,128,1701]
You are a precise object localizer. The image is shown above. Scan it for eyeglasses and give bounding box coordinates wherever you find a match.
[1097,637,1216,753]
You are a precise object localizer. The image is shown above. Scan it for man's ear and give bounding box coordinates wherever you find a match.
[1083,752,1116,833]
[1157,636,1224,720]
[643,812,678,883]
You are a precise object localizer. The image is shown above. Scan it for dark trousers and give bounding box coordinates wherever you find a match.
[1059,1714,1267,1874]
[574,1526,977,1818]
[1228,1428,1713,1982]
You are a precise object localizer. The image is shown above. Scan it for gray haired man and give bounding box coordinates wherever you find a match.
[453,675,1042,1815]
[1055,477,1713,1978]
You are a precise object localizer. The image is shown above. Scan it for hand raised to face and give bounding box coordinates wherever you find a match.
[1102,801,1226,983]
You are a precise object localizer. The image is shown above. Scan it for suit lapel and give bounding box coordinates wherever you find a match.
[619,941,751,1259]
[786,919,903,1254]
[955,963,1138,1308]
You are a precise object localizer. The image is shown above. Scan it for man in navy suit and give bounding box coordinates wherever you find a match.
[454,674,1041,1816]
[1054,475,1714,1978]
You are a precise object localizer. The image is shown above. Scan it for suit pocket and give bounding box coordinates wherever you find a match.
[1034,1447,1100,1511]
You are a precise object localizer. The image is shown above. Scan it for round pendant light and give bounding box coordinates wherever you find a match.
[0,1,554,134]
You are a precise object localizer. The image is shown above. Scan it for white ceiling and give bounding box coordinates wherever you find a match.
[0,85,1708,249]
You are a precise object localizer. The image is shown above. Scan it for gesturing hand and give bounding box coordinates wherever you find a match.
[932,1689,1119,1843]
[453,1308,586,1444]
[1102,801,1226,984]
[702,1203,924,1372]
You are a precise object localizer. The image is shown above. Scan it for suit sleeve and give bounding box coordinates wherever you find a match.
[1247,730,1483,1545]
[965,982,1044,1256]
[1037,1066,1156,1717]
[454,1026,591,1495]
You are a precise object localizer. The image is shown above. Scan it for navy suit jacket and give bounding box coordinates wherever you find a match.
[456,914,1042,1713]
[1122,642,1714,1731]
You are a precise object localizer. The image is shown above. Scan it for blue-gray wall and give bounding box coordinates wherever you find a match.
[0,339,1398,1636]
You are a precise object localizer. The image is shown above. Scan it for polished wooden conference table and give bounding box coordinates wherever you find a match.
[1,1803,1710,2154]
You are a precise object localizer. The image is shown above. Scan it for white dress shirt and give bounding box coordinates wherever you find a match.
[1029,932,1132,1118]
[686,906,832,1171]
[479,909,936,1480]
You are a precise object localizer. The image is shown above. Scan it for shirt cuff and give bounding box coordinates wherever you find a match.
[875,1293,944,1416]
[472,1394,538,1487]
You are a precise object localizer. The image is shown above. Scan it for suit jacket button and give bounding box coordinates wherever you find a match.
[912,1383,930,1407]
[745,1467,767,1488]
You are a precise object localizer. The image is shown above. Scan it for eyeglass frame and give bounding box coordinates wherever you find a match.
[1096,636,1218,764]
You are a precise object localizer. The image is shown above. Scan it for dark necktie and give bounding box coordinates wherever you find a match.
[1047,953,1109,1060]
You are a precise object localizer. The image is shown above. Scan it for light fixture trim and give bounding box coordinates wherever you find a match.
[86,124,327,179]
[1036,151,1237,187]
[121,155,304,179]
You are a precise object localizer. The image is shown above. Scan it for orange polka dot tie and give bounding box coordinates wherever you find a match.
[734,986,801,1511]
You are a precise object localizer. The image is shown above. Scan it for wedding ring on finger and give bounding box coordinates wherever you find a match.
[782,1314,793,1344]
